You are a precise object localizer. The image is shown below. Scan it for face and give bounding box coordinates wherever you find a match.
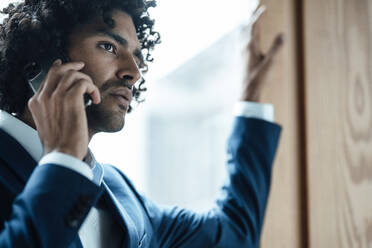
[67,10,142,135]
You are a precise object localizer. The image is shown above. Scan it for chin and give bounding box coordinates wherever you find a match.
[104,116,126,133]
[86,104,126,133]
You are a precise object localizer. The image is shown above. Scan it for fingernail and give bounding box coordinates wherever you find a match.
[53,59,62,65]
[78,62,85,67]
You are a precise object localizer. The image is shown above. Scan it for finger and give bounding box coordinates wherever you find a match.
[249,6,266,57]
[54,70,93,94]
[40,60,85,97]
[249,26,261,58]
[250,5,266,27]
[249,33,284,80]
[67,80,101,105]
[242,5,266,29]
[249,57,273,82]
[265,33,284,62]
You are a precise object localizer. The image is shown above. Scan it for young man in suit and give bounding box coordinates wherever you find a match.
[0,0,283,247]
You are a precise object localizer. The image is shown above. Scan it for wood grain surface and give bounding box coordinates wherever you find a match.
[258,0,305,247]
[304,0,372,247]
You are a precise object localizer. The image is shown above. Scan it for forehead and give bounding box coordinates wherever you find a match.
[71,9,140,51]
[108,9,140,46]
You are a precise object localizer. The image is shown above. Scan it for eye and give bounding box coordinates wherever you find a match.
[98,42,117,54]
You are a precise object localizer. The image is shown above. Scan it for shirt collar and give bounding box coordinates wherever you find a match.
[85,149,104,184]
[0,110,43,162]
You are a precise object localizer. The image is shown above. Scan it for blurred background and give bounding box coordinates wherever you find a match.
[2,0,372,247]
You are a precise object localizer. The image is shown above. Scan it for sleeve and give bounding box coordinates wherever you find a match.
[144,117,281,248]
[39,151,95,183]
[0,164,104,248]
[233,101,274,122]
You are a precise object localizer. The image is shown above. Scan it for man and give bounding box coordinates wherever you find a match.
[0,0,283,247]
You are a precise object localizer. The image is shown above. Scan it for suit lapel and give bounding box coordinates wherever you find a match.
[0,128,37,187]
[101,181,139,248]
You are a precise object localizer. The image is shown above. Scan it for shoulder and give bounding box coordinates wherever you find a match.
[102,164,132,185]
[102,164,142,199]
[101,164,155,219]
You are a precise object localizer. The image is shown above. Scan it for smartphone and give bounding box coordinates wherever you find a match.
[24,51,92,107]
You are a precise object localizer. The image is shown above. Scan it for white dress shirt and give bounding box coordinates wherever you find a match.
[0,101,274,248]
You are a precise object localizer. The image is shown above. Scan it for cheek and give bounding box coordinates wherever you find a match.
[69,43,113,88]
[70,44,111,88]
[80,62,110,89]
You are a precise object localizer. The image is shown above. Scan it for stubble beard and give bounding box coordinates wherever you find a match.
[85,79,133,135]
[86,98,126,135]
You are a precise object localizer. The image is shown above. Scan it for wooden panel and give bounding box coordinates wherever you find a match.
[304,0,372,247]
[258,0,304,247]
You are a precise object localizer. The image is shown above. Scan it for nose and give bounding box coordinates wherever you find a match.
[116,54,142,86]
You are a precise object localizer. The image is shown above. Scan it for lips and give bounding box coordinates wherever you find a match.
[109,87,132,109]
[111,94,129,108]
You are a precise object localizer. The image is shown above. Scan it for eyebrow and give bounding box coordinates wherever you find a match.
[95,28,144,65]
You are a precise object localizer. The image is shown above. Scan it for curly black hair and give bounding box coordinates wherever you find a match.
[0,0,160,114]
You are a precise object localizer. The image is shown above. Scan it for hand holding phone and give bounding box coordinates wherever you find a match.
[24,52,93,107]
[26,58,101,160]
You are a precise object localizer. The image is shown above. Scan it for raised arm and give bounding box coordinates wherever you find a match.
[143,5,284,248]
[143,117,281,248]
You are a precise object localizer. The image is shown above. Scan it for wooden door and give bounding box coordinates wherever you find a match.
[259,0,306,247]
[304,0,372,247]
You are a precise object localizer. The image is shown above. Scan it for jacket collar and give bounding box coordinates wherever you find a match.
[0,127,37,184]
[0,110,42,162]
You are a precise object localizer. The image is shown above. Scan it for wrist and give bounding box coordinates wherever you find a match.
[240,79,261,102]
[39,152,94,181]
[44,147,85,161]
[240,91,260,102]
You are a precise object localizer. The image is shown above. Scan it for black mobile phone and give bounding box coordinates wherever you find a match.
[24,51,92,107]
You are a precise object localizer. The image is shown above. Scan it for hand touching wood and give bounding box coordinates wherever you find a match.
[241,5,284,102]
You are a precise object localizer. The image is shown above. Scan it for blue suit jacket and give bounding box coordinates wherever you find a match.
[0,117,281,248]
